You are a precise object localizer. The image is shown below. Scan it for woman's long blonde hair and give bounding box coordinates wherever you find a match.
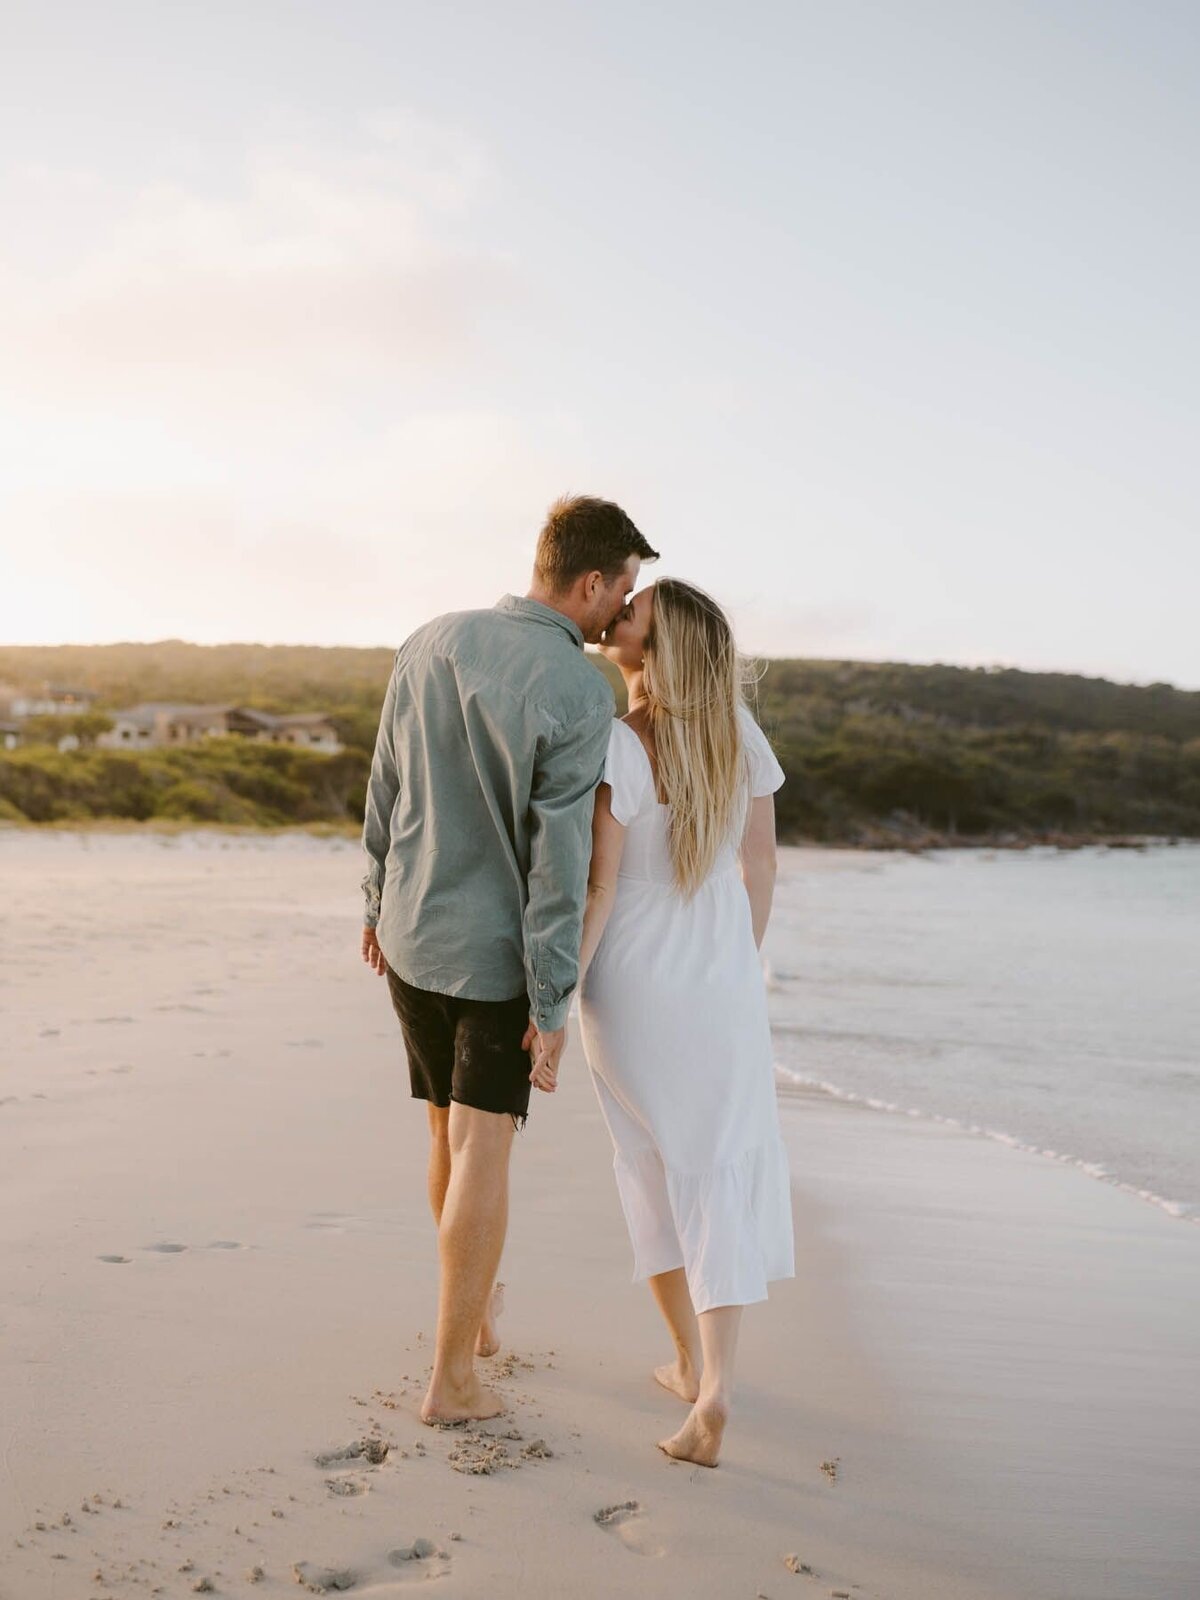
[642,578,749,897]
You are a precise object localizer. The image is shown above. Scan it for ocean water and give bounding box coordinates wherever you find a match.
[766,843,1200,1222]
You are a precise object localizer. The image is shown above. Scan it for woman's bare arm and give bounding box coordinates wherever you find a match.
[579,782,627,982]
[739,794,778,949]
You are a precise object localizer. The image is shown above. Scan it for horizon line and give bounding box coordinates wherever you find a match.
[0,639,1196,695]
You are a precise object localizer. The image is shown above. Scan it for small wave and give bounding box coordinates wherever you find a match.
[774,1064,1199,1226]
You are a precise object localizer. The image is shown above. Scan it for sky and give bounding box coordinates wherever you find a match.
[1,1,1197,685]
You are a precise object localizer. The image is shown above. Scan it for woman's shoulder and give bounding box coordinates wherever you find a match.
[603,715,655,822]
[736,703,786,796]
[614,709,655,763]
[735,701,774,747]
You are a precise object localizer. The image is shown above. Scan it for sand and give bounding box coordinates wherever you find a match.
[1,829,1197,1600]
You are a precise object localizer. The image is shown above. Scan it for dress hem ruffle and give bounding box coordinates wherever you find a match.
[613,1133,795,1315]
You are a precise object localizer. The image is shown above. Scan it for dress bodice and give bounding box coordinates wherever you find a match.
[602,706,785,889]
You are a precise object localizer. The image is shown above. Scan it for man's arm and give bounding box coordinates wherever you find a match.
[360,659,400,972]
[522,697,612,1051]
[531,780,626,1093]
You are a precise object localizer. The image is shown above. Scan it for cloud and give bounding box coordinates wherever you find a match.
[0,116,595,644]
[0,112,514,424]
[1,411,579,645]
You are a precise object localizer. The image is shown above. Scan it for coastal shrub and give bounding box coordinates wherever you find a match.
[157,777,258,824]
[0,748,158,820]
[18,712,114,748]
[3,648,1200,840]
[0,741,370,827]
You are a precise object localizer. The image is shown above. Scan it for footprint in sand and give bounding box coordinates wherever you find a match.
[387,1539,451,1583]
[324,1477,368,1497]
[303,1212,368,1233]
[98,1255,132,1264]
[143,1241,188,1253]
[292,1560,360,1593]
[205,1240,245,1250]
[593,1501,666,1558]
[314,1439,389,1469]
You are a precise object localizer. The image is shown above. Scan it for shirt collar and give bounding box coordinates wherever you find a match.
[494,594,585,650]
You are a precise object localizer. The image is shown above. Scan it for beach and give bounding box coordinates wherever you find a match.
[2,830,1197,1600]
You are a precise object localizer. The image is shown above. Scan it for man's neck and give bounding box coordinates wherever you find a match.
[525,583,585,633]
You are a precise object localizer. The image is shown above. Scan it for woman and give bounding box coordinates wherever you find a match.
[534,577,793,1468]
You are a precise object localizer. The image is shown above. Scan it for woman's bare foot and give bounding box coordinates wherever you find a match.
[475,1281,505,1359]
[657,1397,728,1467]
[420,1374,507,1425]
[654,1359,700,1403]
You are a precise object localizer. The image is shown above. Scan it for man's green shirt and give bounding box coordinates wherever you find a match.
[361,595,614,1032]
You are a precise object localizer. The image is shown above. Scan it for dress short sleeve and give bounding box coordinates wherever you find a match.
[737,704,786,797]
[603,719,652,824]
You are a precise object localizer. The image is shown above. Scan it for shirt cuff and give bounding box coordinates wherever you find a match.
[528,948,571,1031]
[534,996,569,1033]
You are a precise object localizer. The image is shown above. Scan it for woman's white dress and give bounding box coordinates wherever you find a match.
[578,705,795,1314]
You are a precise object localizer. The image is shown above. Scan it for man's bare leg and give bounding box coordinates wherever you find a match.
[424,1103,504,1359]
[475,1279,505,1359]
[420,1103,514,1423]
[425,1104,452,1219]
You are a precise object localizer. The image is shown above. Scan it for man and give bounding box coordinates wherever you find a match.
[360,494,658,1423]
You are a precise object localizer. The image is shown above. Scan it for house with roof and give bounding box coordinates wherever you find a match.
[7,685,95,717]
[95,704,342,753]
[226,707,344,750]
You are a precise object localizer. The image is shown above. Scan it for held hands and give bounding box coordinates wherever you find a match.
[361,927,389,976]
[526,1020,566,1094]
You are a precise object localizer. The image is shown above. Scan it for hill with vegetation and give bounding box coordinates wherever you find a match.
[1,642,1197,843]
[751,660,1200,844]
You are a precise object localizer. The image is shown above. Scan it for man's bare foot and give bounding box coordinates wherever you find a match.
[475,1281,505,1359]
[653,1359,700,1403]
[420,1376,507,1425]
[657,1397,728,1467]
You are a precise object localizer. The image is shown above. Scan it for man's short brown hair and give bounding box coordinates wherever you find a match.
[534,495,658,593]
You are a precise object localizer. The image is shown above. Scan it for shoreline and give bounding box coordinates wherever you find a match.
[774,1088,1200,1600]
[1,814,1193,852]
[777,1068,1199,1227]
[5,830,1195,1227]
[784,824,1192,852]
[2,830,1197,1597]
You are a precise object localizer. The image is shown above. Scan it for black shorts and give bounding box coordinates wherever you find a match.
[385,969,532,1129]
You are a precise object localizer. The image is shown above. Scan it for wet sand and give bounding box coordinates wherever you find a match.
[1,829,1197,1599]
